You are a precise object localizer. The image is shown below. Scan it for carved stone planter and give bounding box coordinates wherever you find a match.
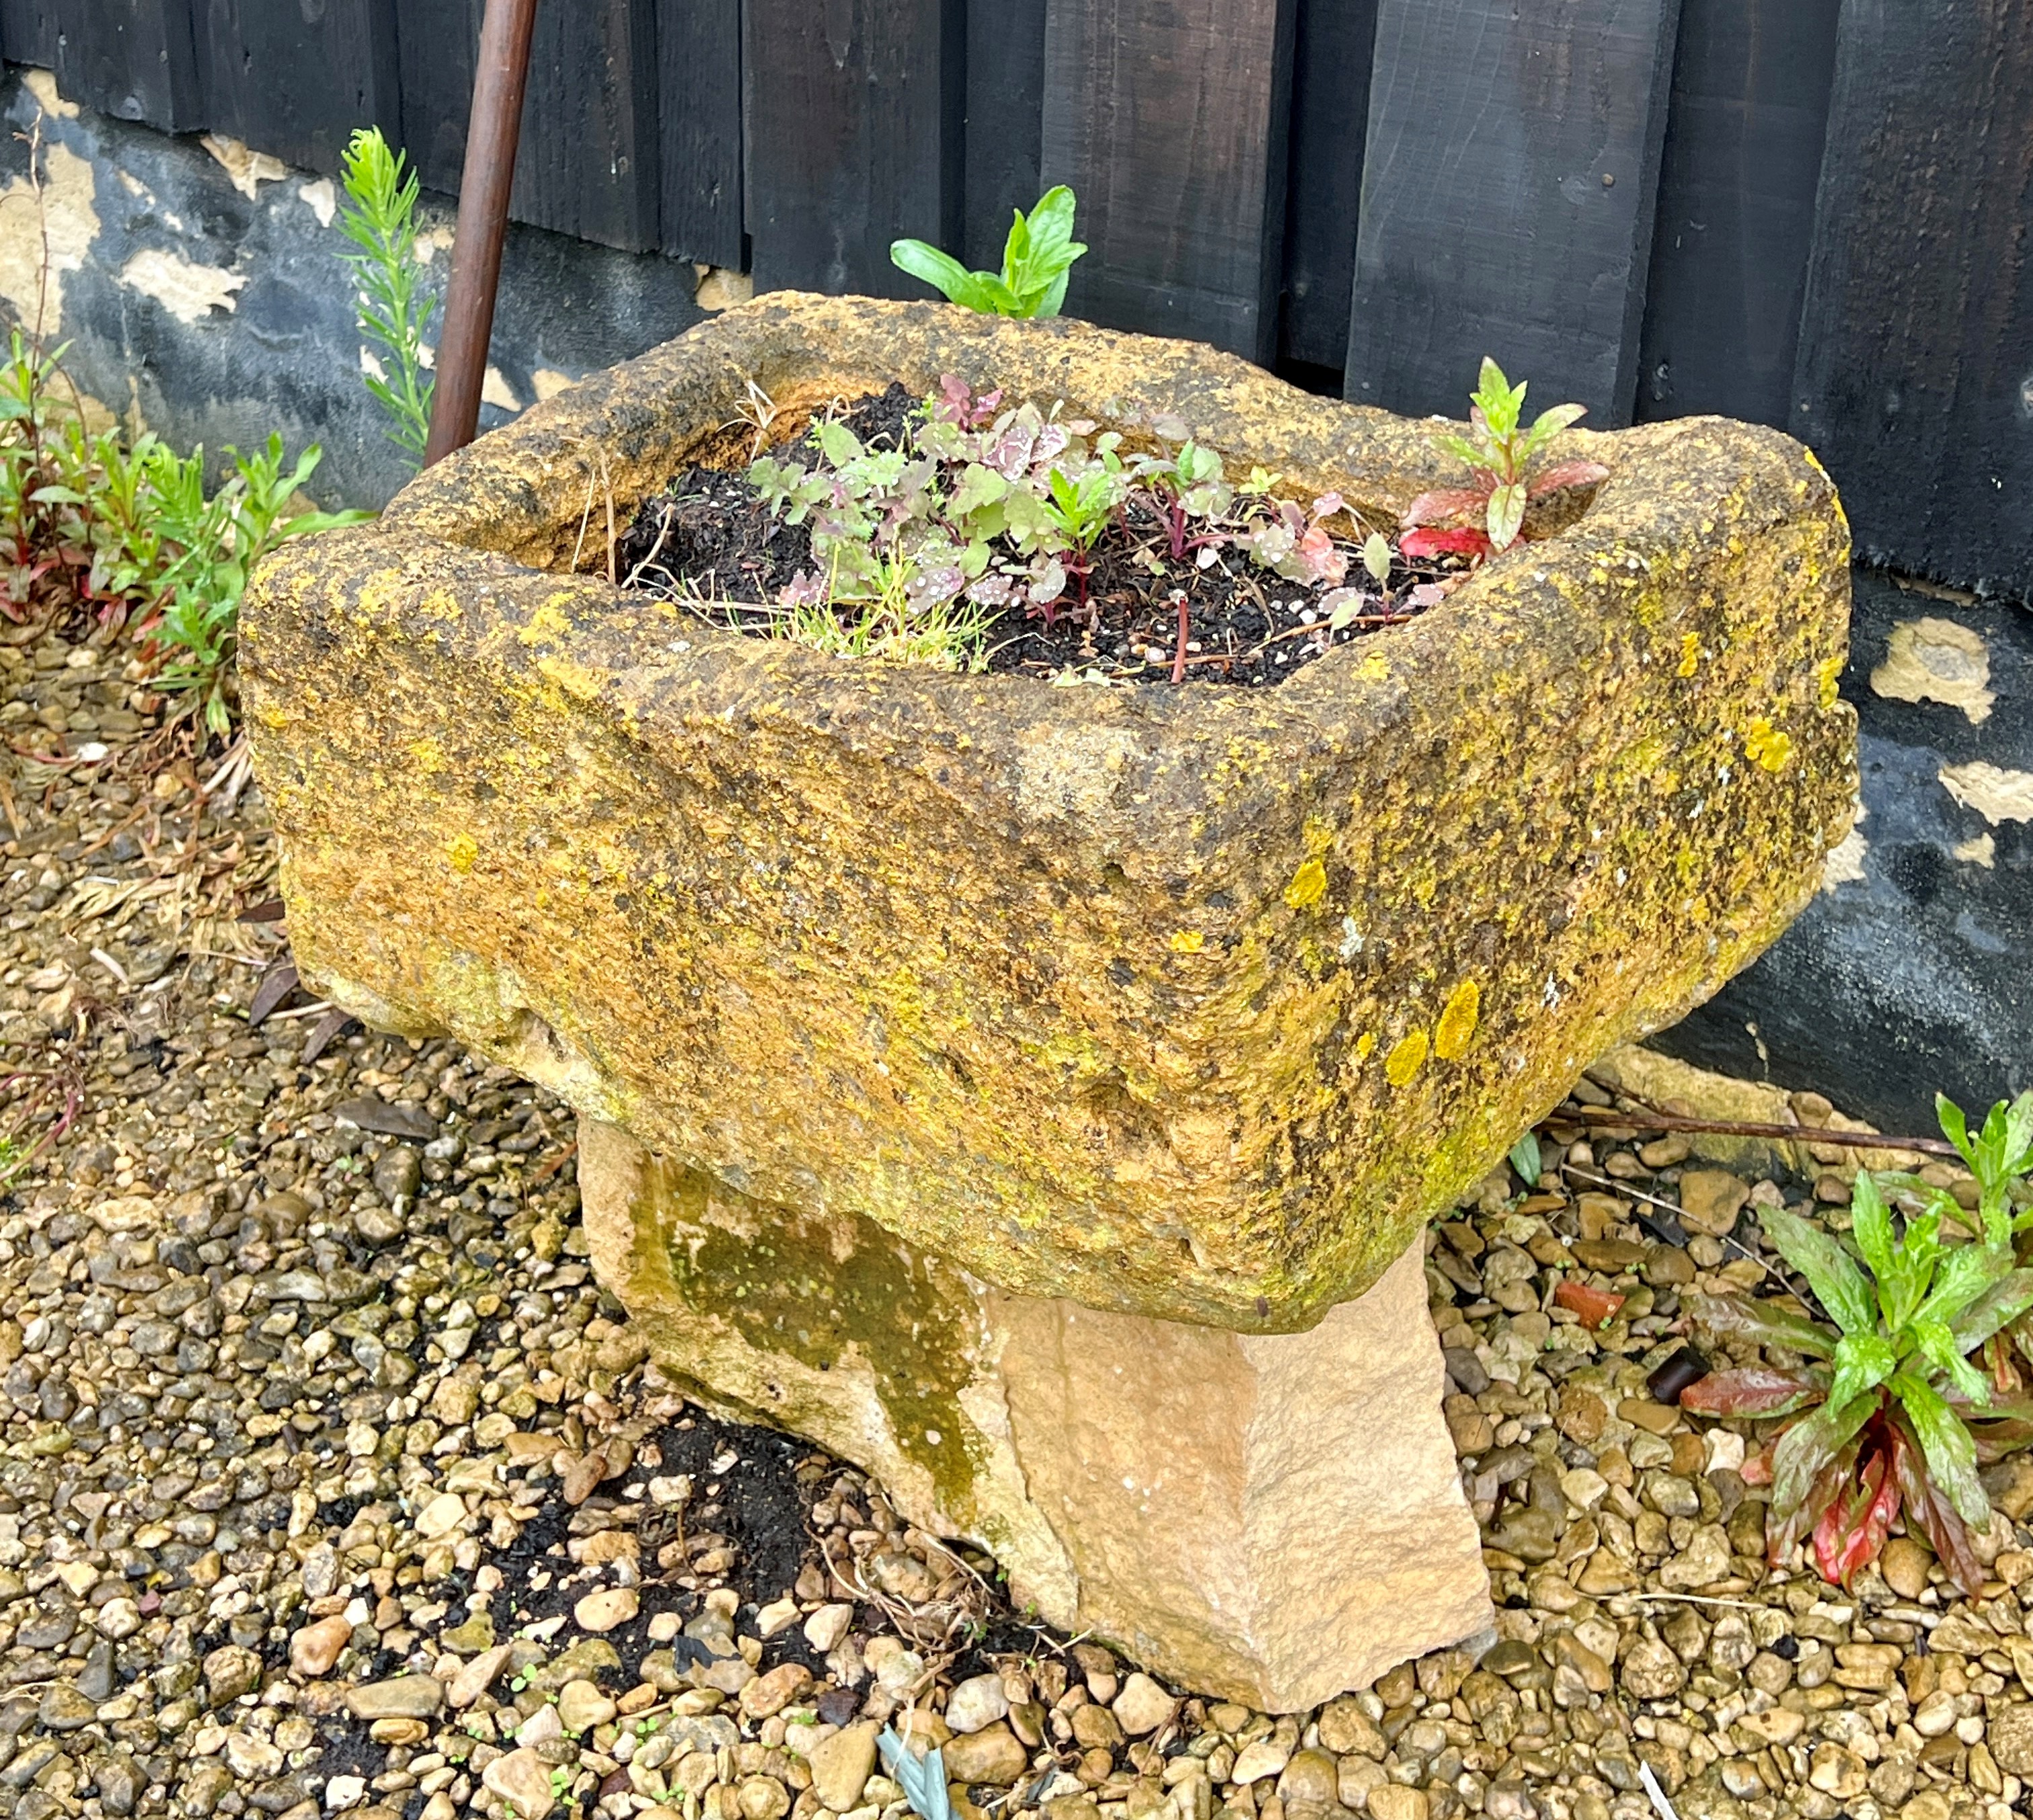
[245,294,1853,1704]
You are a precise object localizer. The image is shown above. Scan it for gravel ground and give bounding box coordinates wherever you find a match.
[3,616,2030,1820]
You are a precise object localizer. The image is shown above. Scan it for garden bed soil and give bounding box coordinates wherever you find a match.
[614,384,1456,687]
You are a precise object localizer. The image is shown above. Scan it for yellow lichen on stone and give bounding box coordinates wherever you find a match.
[241,293,1857,1334]
[520,598,572,646]
[1743,718,1794,774]
[1284,858,1328,910]
[447,833,479,873]
[1817,654,1844,711]
[1385,1031,1428,1088]
[1678,633,1699,678]
[1432,981,1481,1062]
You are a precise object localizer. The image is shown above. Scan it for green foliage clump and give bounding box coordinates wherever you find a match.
[339,126,439,464]
[0,325,363,739]
[890,187,1086,319]
[1683,1091,2033,1591]
[1400,357,1607,562]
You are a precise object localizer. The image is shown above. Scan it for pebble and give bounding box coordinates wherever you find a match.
[345,1677,445,1720]
[1276,1749,1338,1807]
[1677,1169,1749,1234]
[1366,1787,1428,1820]
[1882,1534,1934,1597]
[804,1601,855,1651]
[1230,1737,1291,1784]
[574,1585,640,1632]
[557,1678,617,1732]
[947,1672,1011,1734]
[810,1721,880,1809]
[291,1614,355,1677]
[482,1746,558,1820]
[1113,1671,1178,1737]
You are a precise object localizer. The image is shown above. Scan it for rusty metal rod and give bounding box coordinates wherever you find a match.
[424,0,541,466]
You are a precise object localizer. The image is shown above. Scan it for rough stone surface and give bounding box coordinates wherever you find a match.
[577,1117,1491,1710]
[245,293,1855,1333]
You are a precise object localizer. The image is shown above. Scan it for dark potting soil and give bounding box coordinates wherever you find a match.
[615,384,1461,686]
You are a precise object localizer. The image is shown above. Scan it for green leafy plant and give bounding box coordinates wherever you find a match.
[1401,358,1608,562]
[891,186,1086,319]
[338,126,438,463]
[146,436,368,738]
[1681,1093,2033,1591]
[1133,436,1231,562]
[1508,1132,1542,1185]
[730,377,1420,670]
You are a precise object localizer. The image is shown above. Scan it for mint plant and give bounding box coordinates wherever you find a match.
[1401,358,1608,563]
[891,186,1087,319]
[338,127,439,464]
[1681,1092,2033,1592]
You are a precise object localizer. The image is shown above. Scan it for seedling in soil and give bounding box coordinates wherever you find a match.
[1134,436,1231,561]
[1401,357,1609,562]
[890,186,1087,319]
[625,379,1452,686]
[1679,1092,2033,1593]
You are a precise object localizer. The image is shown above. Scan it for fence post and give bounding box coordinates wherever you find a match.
[1344,0,1683,424]
[1791,0,2033,598]
[1040,0,1297,363]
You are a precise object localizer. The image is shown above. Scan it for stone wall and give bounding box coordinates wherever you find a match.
[0,69,708,514]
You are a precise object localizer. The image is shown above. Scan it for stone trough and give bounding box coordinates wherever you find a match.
[244,294,1855,1708]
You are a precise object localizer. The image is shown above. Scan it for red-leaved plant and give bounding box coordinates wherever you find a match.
[1679,1091,2033,1592]
[1401,357,1609,564]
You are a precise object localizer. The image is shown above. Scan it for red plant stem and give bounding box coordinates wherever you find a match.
[1171,597,1190,684]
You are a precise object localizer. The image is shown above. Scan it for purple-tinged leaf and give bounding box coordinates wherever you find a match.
[1686,1292,1837,1358]
[1680,1368,1825,1418]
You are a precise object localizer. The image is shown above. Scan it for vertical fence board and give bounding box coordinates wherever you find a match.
[396,0,662,253]
[1345,0,1682,424]
[963,0,1046,274]
[1279,0,1377,374]
[744,0,961,297]
[197,1,399,175]
[1792,0,2033,597]
[1040,0,1296,363]
[1,1,57,67]
[516,0,660,251]
[53,0,202,130]
[395,0,480,197]
[657,0,742,268]
[1634,0,1840,426]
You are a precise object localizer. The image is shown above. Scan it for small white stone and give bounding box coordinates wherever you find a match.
[325,1774,367,1811]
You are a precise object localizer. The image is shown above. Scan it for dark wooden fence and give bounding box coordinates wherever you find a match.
[5,0,2029,598]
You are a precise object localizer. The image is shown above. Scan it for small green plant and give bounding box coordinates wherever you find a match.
[1507,1131,1541,1185]
[338,126,439,463]
[1401,358,1608,562]
[146,436,368,737]
[1682,1091,2033,1591]
[890,186,1086,319]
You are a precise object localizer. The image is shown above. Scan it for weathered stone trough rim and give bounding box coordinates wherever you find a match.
[245,291,1853,1335]
[358,291,1826,727]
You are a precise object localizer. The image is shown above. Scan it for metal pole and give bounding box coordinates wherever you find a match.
[424,0,541,467]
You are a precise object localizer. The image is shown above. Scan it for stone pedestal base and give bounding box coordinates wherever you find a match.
[578,1119,1491,1710]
